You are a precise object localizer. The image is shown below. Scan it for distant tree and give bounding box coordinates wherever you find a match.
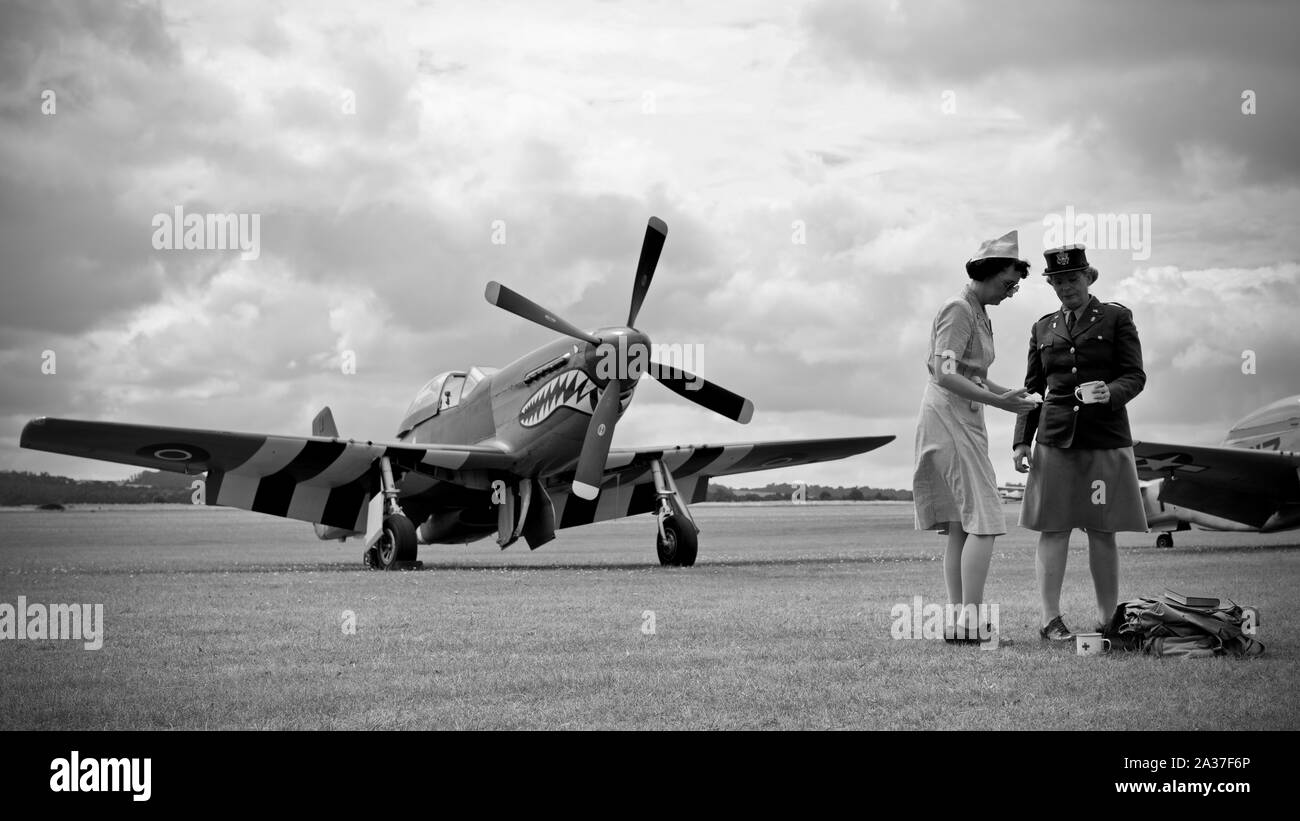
[818,490,832,501]
[847,487,865,501]
[0,470,192,506]
[708,483,737,502]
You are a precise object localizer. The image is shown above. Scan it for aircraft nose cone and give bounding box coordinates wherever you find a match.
[588,327,651,384]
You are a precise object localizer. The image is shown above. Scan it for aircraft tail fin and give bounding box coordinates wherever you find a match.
[312,406,339,438]
[312,406,349,541]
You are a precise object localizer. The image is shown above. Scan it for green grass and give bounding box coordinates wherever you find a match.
[1,503,1296,729]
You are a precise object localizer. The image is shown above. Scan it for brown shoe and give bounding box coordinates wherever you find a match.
[1039,615,1073,642]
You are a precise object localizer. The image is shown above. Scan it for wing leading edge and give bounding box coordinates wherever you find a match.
[552,435,896,529]
[20,418,514,531]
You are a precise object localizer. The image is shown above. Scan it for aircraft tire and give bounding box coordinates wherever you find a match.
[656,516,698,567]
[377,514,418,569]
[1156,533,1174,549]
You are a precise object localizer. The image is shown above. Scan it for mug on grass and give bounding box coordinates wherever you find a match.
[1074,380,1106,404]
[1075,632,1111,656]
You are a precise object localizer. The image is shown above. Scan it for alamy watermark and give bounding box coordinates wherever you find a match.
[151,206,261,260]
[594,337,705,390]
[50,751,150,801]
[0,596,103,650]
[1043,205,1152,261]
[891,595,1000,647]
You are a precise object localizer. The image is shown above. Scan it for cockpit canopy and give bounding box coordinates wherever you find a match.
[397,366,497,435]
[1228,395,1300,438]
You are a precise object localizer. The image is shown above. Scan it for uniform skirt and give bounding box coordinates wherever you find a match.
[1019,443,1148,532]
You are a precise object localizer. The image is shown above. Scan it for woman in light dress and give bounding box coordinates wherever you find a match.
[913,230,1040,644]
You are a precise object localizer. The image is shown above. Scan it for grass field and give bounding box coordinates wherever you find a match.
[1,502,1296,730]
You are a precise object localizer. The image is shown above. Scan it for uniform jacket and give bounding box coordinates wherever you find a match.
[1013,296,1145,449]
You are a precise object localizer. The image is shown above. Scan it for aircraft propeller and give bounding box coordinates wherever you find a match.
[484,281,601,346]
[626,217,666,327]
[485,216,754,500]
[572,377,622,499]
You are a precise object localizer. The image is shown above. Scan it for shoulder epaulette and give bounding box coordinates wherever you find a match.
[1036,311,1056,322]
[1105,301,1131,311]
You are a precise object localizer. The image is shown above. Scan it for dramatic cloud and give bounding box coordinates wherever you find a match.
[1,0,1297,494]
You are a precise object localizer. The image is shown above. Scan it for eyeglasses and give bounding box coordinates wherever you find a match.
[1002,280,1020,294]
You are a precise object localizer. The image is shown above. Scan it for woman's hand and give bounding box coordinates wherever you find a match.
[996,387,1040,414]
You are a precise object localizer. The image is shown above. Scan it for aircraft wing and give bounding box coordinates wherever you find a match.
[20,417,514,531]
[1133,440,1300,528]
[551,435,895,529]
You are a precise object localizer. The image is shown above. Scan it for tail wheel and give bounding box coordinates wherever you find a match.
[375,514,418,569]
[656,516,698,567]
[1156,533,1174,549]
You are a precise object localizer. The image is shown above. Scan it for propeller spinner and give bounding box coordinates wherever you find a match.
[485,216,754,500]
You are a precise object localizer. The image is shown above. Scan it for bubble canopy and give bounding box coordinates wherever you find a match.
[1228,395,1300,438]
[397,367,496,435]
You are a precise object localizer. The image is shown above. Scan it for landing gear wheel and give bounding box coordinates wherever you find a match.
[1156,532,1174,549]
[375,514,418,569]
[363,546,380,568]
[656,516,698,567]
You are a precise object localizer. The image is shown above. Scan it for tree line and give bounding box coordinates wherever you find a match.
[707,482,912,502]
[0,470,195,506]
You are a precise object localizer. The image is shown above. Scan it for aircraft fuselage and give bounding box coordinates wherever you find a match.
[393,329,648,544]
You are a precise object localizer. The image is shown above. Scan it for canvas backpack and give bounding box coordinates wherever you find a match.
[1106,596,1264,658]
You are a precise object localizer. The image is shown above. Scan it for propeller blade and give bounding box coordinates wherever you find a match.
[571,378,623,500]
[626,217,667,327]
[485,281,601,345]
[651,363,754,424]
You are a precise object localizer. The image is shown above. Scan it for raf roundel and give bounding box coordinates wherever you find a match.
[134,443,212,463]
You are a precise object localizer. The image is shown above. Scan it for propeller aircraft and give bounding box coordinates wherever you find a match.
[1135,394,1300,547]
[21,217,894,568]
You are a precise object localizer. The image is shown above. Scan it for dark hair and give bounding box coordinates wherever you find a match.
[966,258,1029,281]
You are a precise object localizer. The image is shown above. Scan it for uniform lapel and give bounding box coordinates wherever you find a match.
[1070,296,1103,339]
[1050,307,1072,344]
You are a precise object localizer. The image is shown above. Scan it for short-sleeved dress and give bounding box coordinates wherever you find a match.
[913,284,1006,536]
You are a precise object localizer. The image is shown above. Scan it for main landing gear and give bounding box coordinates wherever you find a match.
[366,514,419,569]
[650,458,699,567]
[657,516,698,567]
[364,456,421,570]
[1156,532,1175,549]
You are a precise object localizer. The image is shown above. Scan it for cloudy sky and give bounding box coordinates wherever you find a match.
[2,0,1298,492]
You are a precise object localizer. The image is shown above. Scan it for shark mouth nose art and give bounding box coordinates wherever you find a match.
[519,370,600,427]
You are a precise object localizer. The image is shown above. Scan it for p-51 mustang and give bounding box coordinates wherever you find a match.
[1134,394,1300,547]
[22,217,893,568]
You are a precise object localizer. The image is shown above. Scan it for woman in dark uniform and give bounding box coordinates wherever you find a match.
[1012,244,1147,641]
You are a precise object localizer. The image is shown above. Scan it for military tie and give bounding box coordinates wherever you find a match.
[1065,310,1075,333]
